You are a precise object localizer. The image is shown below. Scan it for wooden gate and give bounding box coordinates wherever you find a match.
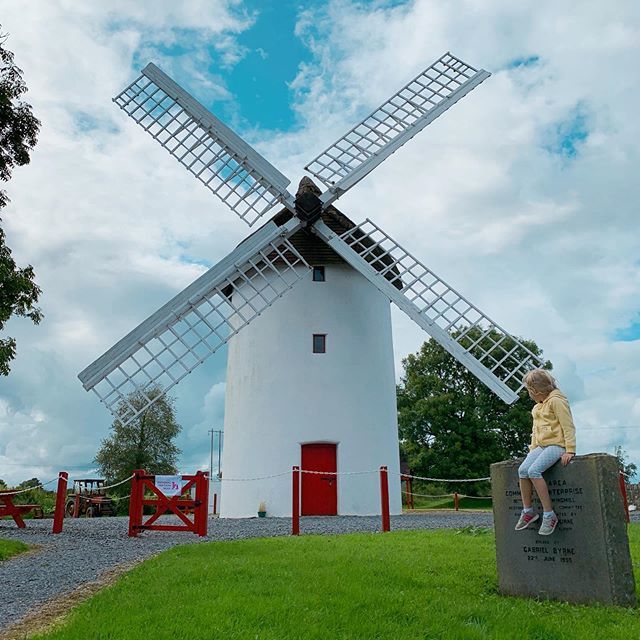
[128,469,209,537]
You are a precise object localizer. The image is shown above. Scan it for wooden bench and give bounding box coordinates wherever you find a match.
[0,491,43,528]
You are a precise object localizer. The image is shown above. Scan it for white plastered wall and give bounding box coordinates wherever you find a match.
[221,263,401,517]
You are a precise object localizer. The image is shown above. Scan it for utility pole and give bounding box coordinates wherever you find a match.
[208,428,223,478]
[208,429,214,478]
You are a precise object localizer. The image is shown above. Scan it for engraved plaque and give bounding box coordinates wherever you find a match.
[491,453,636,606]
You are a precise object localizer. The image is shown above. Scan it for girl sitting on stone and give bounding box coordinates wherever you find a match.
[515,369,576,535]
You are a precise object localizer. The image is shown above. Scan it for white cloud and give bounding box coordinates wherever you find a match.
[1,0,640,484]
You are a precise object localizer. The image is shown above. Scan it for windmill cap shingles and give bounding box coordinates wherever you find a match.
[225,177,402,290]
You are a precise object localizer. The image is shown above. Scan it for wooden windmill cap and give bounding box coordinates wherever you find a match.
[227,177,402,290]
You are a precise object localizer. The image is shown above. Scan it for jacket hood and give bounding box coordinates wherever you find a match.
[543,389,567,403]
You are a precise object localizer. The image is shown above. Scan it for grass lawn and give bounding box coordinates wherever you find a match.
[0,538,29,561]
[33,525,639,640]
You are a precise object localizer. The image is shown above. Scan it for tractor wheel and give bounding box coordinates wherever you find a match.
[65,500,75,517]
[86,506,95,518]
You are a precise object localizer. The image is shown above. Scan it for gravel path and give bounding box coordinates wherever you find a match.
[0,511,492,628]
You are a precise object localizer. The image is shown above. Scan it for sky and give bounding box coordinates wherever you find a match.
[1,0,639,485]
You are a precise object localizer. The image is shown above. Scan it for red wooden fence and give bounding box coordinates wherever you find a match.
[128,469,209,537]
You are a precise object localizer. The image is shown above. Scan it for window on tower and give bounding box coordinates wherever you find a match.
[312,266,325,282]
[313,334,326,354]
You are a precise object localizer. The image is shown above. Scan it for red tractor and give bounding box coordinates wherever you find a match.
[65,479,117,517]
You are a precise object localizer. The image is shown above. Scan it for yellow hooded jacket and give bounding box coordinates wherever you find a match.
[530,389,576,454]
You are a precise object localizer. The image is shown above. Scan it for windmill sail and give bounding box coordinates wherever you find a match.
[114,63,296,226]
[79,218,308,426]
[305,52,490,208]
[313,219,543,404]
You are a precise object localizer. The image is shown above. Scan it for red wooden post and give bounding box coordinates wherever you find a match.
[292,466,300,536]
[196,470,209,537]
[52,472,68,534]
[454,492,459,511]
[380,466,390,532]
[128,469,145,537]
[619,471,630,524]
[213,493,217,515]
[403,476,414,510]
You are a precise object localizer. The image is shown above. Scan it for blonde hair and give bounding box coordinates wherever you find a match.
[522,369,557,394]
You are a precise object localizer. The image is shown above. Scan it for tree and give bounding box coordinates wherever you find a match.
[614,446,637,482]
[0,26,42,376]
[397,327,550,492]
[95,388,182,492]
[17,477,40,488]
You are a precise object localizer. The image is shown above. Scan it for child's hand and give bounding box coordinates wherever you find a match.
[561,453,574,466]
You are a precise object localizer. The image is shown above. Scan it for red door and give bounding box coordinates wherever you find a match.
[301,443,337,516]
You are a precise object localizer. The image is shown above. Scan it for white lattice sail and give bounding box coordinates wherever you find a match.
[313,219,543,403]
[114,63,296,226]
[306,52,490,205]
[79,220,309,426]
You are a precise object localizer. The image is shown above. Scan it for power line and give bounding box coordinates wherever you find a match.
[0,461,96,468]
[579,426,640,431]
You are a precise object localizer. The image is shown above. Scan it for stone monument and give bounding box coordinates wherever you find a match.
[491,453,636,606]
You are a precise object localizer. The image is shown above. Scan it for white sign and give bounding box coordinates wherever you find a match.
[155,475,183,497]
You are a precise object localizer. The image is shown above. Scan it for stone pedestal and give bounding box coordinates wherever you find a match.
[491,453,636,606]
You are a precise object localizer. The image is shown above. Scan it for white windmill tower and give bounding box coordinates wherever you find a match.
[79,52,543,518]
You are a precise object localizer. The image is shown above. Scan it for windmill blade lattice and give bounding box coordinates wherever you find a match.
[314,219,543,404]
[79,219,309,427]
[306,52,490,206]
[114,63,296,226]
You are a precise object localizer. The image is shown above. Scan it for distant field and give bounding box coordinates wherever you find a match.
[405,495,493,510]
[31,525,639,640]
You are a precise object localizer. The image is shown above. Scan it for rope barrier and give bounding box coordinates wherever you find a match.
[399,472,490,482]
[402,490,455,499]
[402,490,490,500]
[97,475,134,490]
[220,471,291,482]
[70,475,134,498]
[1,476,63,495]
[109,494,131,502]
[300,469,379,476]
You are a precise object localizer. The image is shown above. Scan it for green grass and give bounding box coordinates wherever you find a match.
[0,538,29,560]
[34,526,639,640]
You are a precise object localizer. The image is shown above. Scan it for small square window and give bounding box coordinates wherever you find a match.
[313,334,326,354]
[312,266,325,282]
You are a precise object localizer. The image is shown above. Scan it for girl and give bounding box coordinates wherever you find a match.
[515,369,576,535]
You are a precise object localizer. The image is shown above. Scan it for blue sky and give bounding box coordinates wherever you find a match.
[219,0,322,131]
[613,320,640,342]
[135,0,413,132]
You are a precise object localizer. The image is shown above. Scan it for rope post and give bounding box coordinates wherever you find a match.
[196,470,209,537]
[405,476,414,510]
[619,471,630,524]
[292,466,300,536]
[213,493,217,516]
[128,469,145,538]
[52,472,68,534]
[454,492,459,511]
[380,466,390,532]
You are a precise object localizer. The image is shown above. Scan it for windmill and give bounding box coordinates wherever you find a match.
[79,52,543,518]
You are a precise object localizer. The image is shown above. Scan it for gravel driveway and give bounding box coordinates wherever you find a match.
[0,511,492,629]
